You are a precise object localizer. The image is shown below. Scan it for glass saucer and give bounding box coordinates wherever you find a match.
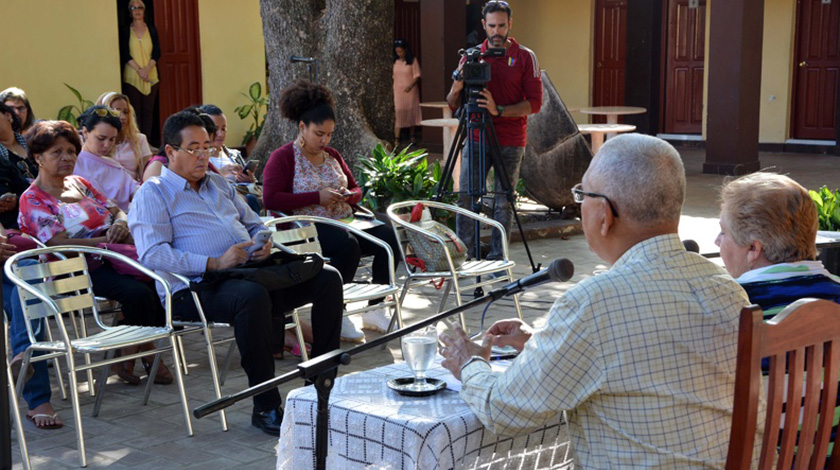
[386,377,446,397]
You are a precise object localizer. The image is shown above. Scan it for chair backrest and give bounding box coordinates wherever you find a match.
[13,255,96,320]
[265,221,322,255]
[726,298,840,470]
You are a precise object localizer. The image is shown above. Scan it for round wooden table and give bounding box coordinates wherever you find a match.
[579,106,646,125]
[420,118,461,189]
[578,123,637,153]
[420,101,454,119]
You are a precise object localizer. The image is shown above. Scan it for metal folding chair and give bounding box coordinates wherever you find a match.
[386,200,522,330]
[4,312,31,470]
[264,215,404,340]
[4,246,192,468]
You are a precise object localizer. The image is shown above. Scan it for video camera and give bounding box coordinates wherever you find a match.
[452,47,506,86]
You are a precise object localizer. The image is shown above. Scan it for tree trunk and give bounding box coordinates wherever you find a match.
[254,0,395,174]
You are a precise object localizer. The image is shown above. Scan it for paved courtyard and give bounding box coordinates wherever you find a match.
[7,148,839,469]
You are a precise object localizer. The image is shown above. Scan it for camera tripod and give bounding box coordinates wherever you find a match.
[434,97,540,286]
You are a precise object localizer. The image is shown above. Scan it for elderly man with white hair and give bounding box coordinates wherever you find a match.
[440,134,762,468]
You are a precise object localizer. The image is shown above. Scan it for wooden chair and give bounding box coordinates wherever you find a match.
[726,298,840,469]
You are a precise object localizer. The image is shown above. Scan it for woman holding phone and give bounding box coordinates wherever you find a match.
[262,80,400,343]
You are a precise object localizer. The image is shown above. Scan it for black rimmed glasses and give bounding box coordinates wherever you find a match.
[171,146,211,158]
[571,183,619,218]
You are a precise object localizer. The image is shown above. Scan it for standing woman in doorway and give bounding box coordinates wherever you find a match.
[120,0,161,145]
[393,39,422,147]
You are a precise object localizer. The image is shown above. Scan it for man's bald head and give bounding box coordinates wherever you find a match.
[585,134,685,227]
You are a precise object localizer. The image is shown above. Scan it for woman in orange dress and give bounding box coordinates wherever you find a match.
[393,39,422,147]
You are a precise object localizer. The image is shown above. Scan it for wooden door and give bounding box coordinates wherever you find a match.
[792,0,839,140]
[395,0,422,66]
[662,0,706,134]
[154,0,203,133]
[593,0,627,123]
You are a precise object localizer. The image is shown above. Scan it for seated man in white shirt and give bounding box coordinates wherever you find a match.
[128,111,343,436]
[440,134,763,468]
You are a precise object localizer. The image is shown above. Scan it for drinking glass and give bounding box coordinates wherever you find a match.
[401,326,438,391]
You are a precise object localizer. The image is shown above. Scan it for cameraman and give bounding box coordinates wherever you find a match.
[446,0,542,261]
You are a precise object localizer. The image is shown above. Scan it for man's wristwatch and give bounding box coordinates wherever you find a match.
[460,355,489,373]
[496,105,505,117]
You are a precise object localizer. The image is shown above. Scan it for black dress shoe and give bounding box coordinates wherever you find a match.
[252,406,283,436]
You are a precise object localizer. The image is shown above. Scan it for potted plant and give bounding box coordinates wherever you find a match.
[810,186,840,275]
[56,83,94,128]
[355,143,456,224]
[234,81,268,156]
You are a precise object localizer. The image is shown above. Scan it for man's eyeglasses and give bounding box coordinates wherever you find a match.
[129,5,145,11]
[571,183,619,218]
[172,146,211,157]
[93,107,121,118]
[208,146,221,157]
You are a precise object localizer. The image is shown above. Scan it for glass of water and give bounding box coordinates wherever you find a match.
[401,326,438,391]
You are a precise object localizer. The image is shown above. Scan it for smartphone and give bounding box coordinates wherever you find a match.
[341,189,354,198]
[247,230,272,255]
[243,160,259,175]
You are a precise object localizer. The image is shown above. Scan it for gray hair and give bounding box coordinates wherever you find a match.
[586,134,685,225]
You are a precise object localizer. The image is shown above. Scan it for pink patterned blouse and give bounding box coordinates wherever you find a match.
[291,144,353,219]
[18,176,116,243]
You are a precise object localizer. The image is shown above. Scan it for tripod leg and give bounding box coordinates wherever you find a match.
[483,119,540,273]
[434,116,468,203]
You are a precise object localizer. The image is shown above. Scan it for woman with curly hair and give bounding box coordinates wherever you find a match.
[262,79,401,343]
[95,92,153,181]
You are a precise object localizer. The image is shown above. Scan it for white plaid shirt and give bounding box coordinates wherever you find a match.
[460,234,763,469]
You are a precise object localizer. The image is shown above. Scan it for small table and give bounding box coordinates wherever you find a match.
[578,123,637,153]
[420,101,454,120]
[277,362,574,469]
[579,106,646,125]
[420,118,461,190]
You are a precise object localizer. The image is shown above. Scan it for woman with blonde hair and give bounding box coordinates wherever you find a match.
[96,92,152,181]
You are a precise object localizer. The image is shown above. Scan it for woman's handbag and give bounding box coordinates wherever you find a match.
[404,203,467,272]
[96,243,153,283]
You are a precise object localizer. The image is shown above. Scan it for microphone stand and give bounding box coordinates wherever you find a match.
[194,290,504,470]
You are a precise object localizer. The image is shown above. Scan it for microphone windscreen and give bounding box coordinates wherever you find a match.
[549,258,574,282]
[682,239,700,253]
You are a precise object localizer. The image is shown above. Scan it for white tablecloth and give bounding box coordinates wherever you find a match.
[276,362,574,470]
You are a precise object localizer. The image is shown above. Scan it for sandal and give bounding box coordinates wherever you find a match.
[283,342,312,358]
[142,358,174,385]
[110,362,141,386]
[26,412,63,430]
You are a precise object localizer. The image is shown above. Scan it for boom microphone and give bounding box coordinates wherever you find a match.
[488,258,574,300]
[683,239,700,253]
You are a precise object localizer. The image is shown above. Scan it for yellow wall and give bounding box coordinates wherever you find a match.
[507,0,799,143]
[0,2,122,123]
[507,0,595,124]
[198,0,267,147]
[0,1,266,147]
[759,0,797,143]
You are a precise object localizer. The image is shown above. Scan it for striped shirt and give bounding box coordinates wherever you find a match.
[460,234,762,469]
[128,167,266,301]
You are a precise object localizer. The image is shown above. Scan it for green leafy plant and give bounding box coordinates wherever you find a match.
[234,81,269,146]
[56,83,94,128]
[810,186,840,231]
[355,143,455,212]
